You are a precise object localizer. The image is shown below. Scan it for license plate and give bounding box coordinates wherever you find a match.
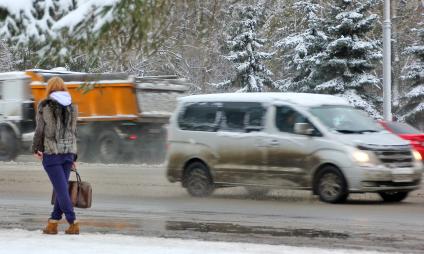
[393,174,414,183]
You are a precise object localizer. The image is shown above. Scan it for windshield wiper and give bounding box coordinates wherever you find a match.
[358,130,379,133]
[335,129,379,134]
[335,129,361,134]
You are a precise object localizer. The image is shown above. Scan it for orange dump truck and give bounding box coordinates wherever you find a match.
[0,69,188,163]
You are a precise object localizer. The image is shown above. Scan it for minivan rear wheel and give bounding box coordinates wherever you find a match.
[379,191,409,202]
[316,166,348,203]
[183,162,214,197]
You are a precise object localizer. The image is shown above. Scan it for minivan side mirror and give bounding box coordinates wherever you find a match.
[294,123,314,136]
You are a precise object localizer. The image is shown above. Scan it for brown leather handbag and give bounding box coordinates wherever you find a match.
[51,168,92,209]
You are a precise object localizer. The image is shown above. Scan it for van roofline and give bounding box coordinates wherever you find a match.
[178,92,350,107]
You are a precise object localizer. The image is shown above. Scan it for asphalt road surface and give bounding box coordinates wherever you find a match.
[1,156,424,253]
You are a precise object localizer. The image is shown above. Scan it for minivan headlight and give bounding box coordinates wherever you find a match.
[412,150,422,161]
[352,150,371,163]
[351,149,378,167]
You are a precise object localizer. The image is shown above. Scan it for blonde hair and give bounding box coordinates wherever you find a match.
[45,77,68,98]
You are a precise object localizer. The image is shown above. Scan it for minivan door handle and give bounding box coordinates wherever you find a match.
[269,139,279,147]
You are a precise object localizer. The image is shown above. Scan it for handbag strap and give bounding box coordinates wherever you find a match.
[71,167,82,184]
[71,167,82,206]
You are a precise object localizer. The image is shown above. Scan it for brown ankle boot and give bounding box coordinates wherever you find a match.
[43,219,59,234]
[65,221,80,235]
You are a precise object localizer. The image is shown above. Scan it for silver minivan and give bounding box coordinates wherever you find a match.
[166,93,423,203]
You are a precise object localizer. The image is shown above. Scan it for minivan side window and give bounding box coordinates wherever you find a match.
[247,106,266,128]
[221,108,245,131]
[178,102,220,131]
[276,106,319,135]
[220,102,265,132]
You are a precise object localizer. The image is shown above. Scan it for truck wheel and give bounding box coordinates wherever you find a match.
[183,162,214,197]
[0,126,18,161]
[77,138,94,162]
[97,130,122,164]
[379,191,409,202]
[316,166,348,203]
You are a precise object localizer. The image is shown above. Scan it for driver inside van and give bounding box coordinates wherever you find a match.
[281,113,296,133]
[277,107,311,134]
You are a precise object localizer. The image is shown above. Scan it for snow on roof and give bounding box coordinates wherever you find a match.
[0,72,28,80]
[180,92,350,107]
[29,68,86,75]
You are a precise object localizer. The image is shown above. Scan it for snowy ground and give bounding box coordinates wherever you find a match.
[0,229,392,254]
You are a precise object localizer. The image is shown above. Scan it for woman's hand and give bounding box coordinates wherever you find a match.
[33,151,43,160]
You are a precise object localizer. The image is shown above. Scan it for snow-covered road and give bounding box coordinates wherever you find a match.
[1,159,424,253]
[0,229,391,254]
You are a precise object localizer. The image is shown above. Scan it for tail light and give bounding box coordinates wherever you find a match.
[128,134,137,141]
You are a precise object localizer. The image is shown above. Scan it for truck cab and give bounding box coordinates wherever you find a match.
[0,72,35,160]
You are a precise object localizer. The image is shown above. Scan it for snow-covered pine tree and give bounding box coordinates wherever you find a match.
[51,0,171,72]
[0,0,74,47]
[275,0,327,92]
[400,14,424,123]
[215,4,273,92]
[0,40,13,71]
[314,0,382,118]
[0,0,76,68]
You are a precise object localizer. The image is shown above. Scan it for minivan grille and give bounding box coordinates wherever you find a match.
[358,144,414,168]
[373,150,413,168]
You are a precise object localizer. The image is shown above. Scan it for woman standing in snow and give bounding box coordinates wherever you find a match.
[32,77,79,235]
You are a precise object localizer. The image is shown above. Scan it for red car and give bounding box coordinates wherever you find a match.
[379,121,424,159]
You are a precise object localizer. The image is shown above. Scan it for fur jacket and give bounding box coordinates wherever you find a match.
[32,97,78,155]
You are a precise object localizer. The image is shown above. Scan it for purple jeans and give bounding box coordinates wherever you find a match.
[42,153,76,224]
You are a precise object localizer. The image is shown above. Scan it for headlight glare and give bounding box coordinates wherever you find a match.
[352,150,370,163]
[412,150,422,161]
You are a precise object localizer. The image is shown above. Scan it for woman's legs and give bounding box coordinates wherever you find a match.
[43,154,76,224]
[51,165,72,221]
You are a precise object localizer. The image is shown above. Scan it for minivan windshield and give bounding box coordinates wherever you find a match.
[309,106,384,134]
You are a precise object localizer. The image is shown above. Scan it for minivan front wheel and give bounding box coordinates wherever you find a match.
[379,191,409,202]
[316,166,348,203]
[183,162,214,197]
